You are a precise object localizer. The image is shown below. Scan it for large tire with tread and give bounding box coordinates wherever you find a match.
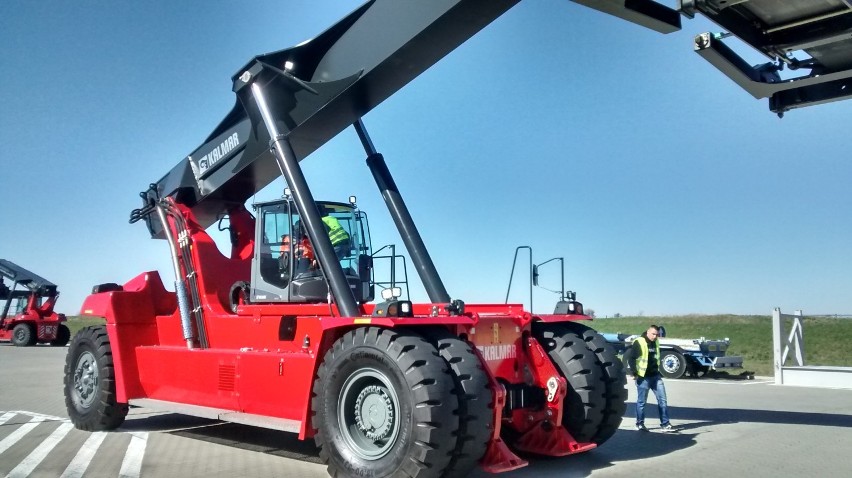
[660,350,687,379]
[51,324,71,347]
[532,323,606,443]
[64,325,128,431]
[426,328,493,478]
[11,323,36,347]
[562,321,627,445]
[311,327,460,478]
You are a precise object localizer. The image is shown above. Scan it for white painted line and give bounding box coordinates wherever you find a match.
[10,411,65,422]
[0,416,45,455]
[673,379,773,386]
[59,432,107,478]
[0,412,16,426]
[5,422,74,478]
[118,432,148,478]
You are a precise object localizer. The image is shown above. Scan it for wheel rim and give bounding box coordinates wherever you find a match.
[72,351,99,410]
[338,367,400,460]
[14,327,26,342]
[662,354,681,374]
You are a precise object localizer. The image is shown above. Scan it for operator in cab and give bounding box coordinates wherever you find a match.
[280,229,316,278]
[320,208,351,259]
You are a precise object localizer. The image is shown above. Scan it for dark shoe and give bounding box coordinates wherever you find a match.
[635,424,649,431]
[659,423,678,432]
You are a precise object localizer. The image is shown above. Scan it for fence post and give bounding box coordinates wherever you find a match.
[772,308,784,385]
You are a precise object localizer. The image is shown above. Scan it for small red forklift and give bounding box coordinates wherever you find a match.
[0,259,69,347]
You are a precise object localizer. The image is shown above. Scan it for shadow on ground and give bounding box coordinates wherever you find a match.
[119,411,322,463]
[644,406,852,430]
[119,411,700,476]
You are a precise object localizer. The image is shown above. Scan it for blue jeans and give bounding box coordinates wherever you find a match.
[636,373,670,426]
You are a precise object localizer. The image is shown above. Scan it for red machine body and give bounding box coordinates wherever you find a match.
[79,203,603,472]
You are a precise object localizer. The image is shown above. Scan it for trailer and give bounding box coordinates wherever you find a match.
[603,331,744,379]
[60,1,852,477]
[0,259,69,347]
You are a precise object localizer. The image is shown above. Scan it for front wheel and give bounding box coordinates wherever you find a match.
[312,327,459,478]
[64,326,127,431]
[11,323,35,347]
[660,350,687,379]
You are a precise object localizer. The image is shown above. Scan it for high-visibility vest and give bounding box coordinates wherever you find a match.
[634,337,660,378]
[322,216,349,245]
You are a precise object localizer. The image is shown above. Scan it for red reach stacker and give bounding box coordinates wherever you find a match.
[1,259,69,347]
[62,1,852,476]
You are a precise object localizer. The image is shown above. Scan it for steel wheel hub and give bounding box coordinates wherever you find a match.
[73,351,98,408]
[355,385,394,440]
[663,355,680,372]
[338,368,401,460]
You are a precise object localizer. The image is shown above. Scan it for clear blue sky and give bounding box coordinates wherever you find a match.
[2,1,850,317]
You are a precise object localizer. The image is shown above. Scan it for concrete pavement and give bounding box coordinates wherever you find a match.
[1,344,850,477]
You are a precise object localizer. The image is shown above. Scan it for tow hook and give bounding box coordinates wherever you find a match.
[546,376,559,402]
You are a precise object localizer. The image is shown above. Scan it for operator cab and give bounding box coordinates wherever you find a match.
[250,199,374,304]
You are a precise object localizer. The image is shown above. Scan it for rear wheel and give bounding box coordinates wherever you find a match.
[64,326,127,431]
[312,327,459,478]
[563,321,627,445]
[51,324,71,346]
[533,323,605,443]
[11,323,35,347]
[660,350,687,379]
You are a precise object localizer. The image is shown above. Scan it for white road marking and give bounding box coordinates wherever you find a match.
[0,411,150,478]
[677,379,773,386]
[0,416,45,455]
[10,411,64,421]
[5,422,74,478]
[0,412,16,426]
[58,432,107,478]
[118,432,148,478]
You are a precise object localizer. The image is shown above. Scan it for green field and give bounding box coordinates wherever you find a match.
[590,314,852,377]
[65,314,851,377]
[65,316,106,337]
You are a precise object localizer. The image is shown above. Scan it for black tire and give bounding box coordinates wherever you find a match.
[563,322,627,445]
[660,350,687,379]
[532,323,605,443]
[687,363,709,378]
[64,325,127,431]
[311,327,459,478]
[427,329,492,478]
[11,323,35,347]
[50,324,71,347]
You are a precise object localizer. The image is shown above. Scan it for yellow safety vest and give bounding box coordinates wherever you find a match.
[322,216,349,245]
[634,337,661,378]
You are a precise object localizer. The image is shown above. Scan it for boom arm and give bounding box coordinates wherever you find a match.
[142,0,852,234]
[0,259,58,297]
[141,0,687,236]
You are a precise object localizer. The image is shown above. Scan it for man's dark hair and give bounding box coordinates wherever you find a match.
[649,324,660,331]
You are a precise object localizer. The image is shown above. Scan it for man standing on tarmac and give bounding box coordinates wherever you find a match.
[625,325,678,432]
